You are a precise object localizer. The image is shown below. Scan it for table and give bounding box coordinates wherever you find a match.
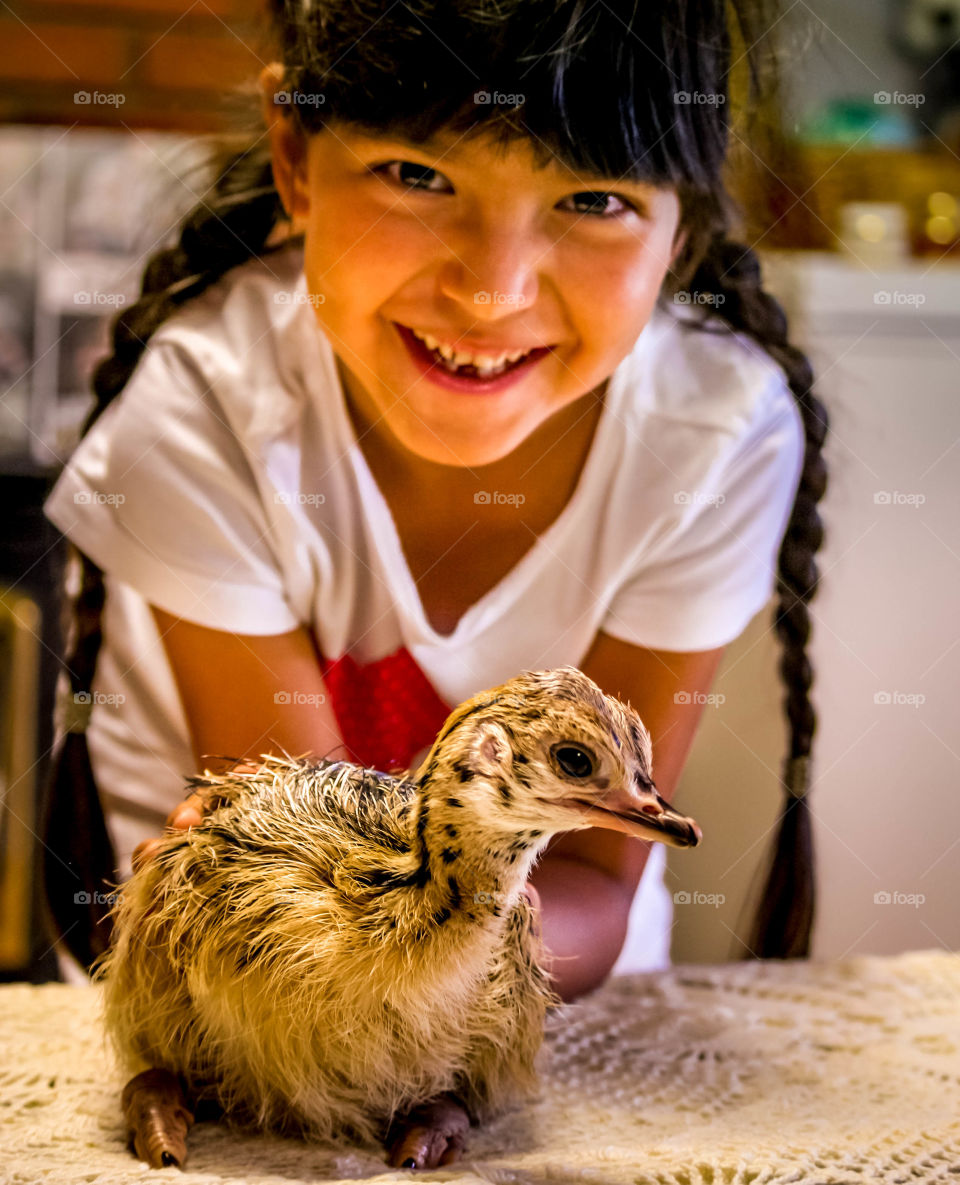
[2,949,959,1183]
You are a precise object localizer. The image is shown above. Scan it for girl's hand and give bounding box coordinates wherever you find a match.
[130,795,208,873]
[130,760,261,873]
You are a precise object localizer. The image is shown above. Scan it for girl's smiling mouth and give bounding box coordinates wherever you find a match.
[392,321,557,394]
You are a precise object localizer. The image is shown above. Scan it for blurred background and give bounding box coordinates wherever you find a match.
[1,0,958,980]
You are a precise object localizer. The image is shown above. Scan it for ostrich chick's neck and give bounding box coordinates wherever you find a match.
[409,766,549,927]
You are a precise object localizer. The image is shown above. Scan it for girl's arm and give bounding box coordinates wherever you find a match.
[528,632,726,1000]
[149,606,344,773]
[132,607,346,861]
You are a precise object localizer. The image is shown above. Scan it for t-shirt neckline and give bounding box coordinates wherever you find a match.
[326,340,632,649]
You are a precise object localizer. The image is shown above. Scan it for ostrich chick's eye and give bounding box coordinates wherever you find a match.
[552,744,595,779]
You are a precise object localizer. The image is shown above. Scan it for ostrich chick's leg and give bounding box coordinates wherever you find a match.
[385,1092,471,1169]
[122,1068,195,1169]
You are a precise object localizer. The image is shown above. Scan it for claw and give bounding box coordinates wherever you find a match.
[122,1068,195,1170]
[385,1093,470,1169]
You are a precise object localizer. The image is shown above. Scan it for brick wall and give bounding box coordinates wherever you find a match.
[1,0,270,132]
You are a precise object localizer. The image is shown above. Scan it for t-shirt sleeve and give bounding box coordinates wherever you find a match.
[600,370,806,653]
[42,338,301,635]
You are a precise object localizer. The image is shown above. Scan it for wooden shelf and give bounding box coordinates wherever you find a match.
[729,140,960,256]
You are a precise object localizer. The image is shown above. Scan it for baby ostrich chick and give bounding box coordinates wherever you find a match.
[94,665,702,1171]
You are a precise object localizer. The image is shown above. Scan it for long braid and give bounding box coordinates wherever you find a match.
[42,119,292,971]
[664,196,829,959]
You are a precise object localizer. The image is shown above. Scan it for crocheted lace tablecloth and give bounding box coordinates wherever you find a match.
[3,949,959,1185]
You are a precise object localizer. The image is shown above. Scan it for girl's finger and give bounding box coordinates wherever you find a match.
[166,760,259,831]
[131,838,162,873]
[166,794,206,830]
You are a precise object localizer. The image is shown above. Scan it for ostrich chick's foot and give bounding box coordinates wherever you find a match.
[385,1092,471,1169]
[122,1068,195,1169]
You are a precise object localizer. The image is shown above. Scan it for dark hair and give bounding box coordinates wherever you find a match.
[44,0,826,969]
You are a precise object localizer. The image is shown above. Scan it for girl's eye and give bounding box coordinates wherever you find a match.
[375,160,451,193]
[561,191,637,219]
[372,161,641,219]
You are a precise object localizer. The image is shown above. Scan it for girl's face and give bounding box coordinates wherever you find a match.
[262,66,686,470]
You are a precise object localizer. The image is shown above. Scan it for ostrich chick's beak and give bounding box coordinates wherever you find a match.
[565,783,702,848]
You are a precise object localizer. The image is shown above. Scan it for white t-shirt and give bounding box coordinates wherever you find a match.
[43,243,804,975]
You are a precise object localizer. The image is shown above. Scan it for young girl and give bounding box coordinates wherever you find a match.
[42,0,827,999]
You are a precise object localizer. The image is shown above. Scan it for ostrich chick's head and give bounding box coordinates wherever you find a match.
[417,665,702,849]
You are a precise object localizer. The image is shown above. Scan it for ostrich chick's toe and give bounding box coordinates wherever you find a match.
[122,1068,195,1169]
[385,1093,471,1169]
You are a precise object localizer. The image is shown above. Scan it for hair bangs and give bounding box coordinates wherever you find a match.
[271,0,735,192]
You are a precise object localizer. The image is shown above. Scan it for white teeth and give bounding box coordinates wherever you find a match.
[411,328,531,373]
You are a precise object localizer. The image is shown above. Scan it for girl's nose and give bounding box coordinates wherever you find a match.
[437,224,543,319]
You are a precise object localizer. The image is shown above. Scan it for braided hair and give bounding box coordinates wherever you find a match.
[663,200,827,960]
[44,0,826,969]
[42,135,290,969]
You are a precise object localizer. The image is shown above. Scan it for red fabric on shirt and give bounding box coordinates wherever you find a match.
[319,646,452,774]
